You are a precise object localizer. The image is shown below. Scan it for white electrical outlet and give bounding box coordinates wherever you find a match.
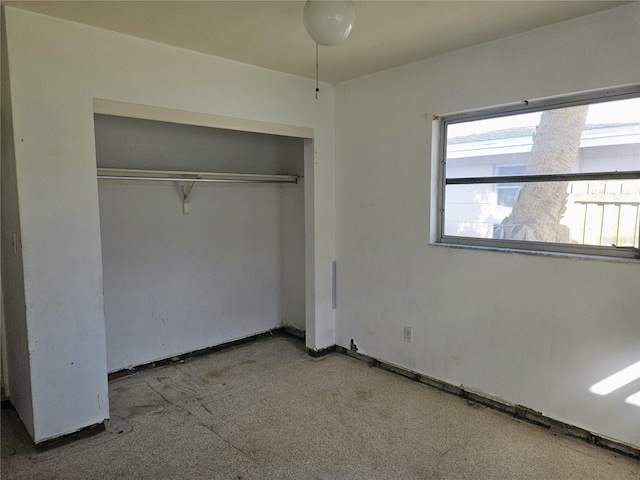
[403,326,413,342]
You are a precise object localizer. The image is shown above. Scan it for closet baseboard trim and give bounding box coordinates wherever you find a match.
[108,327,285,381]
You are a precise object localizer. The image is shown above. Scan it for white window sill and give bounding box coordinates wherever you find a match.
[432,241,640,264]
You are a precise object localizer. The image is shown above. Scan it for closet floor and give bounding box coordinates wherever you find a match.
[2,335,638,479]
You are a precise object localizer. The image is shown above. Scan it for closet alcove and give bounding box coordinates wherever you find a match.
[94,114,306,372]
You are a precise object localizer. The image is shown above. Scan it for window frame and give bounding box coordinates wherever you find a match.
[437,85,640,260]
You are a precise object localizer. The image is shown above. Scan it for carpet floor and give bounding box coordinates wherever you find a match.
[2,335,638,479]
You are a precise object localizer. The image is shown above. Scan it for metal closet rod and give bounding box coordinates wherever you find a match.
[96,168,299,184]
[97,175,298,184]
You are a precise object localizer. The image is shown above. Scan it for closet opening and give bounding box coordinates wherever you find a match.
[94,111,309,375]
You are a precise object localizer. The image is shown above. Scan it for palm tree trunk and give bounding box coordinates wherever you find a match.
[498,105,589,242]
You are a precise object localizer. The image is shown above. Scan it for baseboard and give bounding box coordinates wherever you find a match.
[1,400,105,451]
[108,327,285,381]
[36,422,106,451]
[335,346,640,459]
[283,326,306,340]
[306,344,336,357]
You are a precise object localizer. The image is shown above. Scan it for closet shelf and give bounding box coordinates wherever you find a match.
[97,168,301,215]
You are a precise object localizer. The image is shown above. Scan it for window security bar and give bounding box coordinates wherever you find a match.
[446,171,640,185]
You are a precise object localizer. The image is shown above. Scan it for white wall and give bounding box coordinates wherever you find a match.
[335,3,640,448]
[95,115,305,372]
[280,184,306,331]
[3,7,335,443]
[93,114,306,176]
[1,16,33,437]
[99,184,283,372]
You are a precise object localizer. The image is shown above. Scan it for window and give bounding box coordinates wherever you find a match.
[438,86,640,259]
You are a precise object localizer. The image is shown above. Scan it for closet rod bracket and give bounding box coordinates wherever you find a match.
[183,181,197,215]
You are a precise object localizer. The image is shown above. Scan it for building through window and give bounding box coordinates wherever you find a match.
[495,164,527,207]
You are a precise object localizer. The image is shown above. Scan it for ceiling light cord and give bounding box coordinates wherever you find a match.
[315,42,319,100]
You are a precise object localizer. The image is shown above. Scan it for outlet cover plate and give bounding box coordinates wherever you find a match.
[403,326,413,342]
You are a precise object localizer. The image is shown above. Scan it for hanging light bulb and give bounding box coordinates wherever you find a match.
[303,1,355,99]
[303,0,355,47]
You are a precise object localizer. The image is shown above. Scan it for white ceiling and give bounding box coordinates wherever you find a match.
[5,1,632,84]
